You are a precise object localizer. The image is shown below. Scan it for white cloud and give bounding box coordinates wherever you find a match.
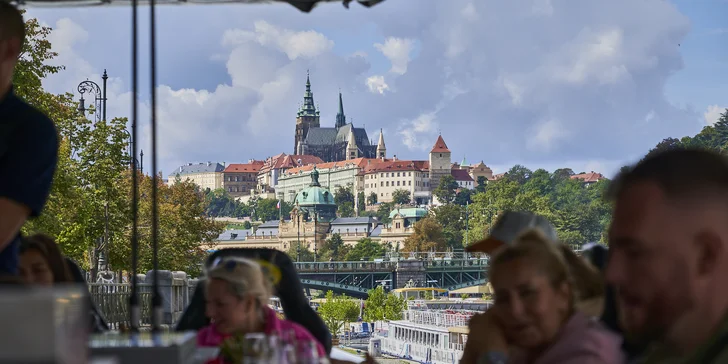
[30,0,704,178]
[398,111,438,151]
[374,37,415,75]
[222,20,334,60]
[704,105,726,125]
[366,75,389,94]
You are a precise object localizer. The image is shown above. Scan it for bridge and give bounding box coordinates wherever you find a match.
[294,257,489,298]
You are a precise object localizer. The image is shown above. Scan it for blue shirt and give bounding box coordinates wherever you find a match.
[0,86,59,274]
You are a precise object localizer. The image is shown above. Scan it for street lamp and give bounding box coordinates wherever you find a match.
[77,70,108,123]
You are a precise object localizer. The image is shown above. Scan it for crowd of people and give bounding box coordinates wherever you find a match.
[3,2,728,364]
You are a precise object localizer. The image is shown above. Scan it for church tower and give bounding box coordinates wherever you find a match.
[429,134,452,195]
[294,71,321,154]
[346,127,358,160]
[376,129,386,158]
[335,92,346,129]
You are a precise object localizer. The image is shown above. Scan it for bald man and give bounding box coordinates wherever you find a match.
[0,3,58,275]
[606,149,728,363]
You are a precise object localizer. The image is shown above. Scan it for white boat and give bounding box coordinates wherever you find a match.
[372,309,477,364]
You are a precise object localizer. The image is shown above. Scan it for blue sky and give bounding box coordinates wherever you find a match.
[25,0,728,178]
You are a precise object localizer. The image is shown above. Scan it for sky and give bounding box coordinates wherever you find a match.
[24,0,728,179]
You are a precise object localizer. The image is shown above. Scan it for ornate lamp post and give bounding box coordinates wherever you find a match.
[77,70,108,123]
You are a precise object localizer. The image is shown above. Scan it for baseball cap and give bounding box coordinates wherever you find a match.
[465,211,558,254]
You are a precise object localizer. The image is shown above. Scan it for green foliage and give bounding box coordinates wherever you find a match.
[334,185,355,218]
[454,188,472,206]
[344,238,386,261]
[402,216,447,252]
[432,175,458,204]
[475,176,487,193]
[252,198,292,222]
[285,242,315,262]
[431,204,465,249]
[391,189,411,205]
[366,192,378,206]
[375,202,393,224]
[204,188,250,217]
[464,166,612,250]
[363,286,406,322]
[318,233,351,261]
[317,291,360,336]
[357,191,366,214]
[19,15,223,276]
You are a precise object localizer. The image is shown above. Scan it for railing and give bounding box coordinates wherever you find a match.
[402,309,476,328]
[294,261,397,272]
[89,271,199,330]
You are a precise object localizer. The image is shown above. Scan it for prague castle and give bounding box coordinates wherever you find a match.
[293,73,385,163]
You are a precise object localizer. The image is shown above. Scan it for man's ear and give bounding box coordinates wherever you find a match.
[694,230,722,276]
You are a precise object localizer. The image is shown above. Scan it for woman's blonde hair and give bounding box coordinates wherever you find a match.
[489,229,604,307]
[205,257,273,306]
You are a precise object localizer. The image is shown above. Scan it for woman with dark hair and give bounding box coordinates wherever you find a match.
[18,233,108,333]
[18,234,73,285]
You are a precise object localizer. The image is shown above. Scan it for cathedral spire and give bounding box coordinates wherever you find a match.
[297,70,319,118]
[335,91,346,129]
[346,127,358,160]
[377,128,386,158]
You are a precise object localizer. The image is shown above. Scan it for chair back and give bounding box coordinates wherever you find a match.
[175,248,332,354]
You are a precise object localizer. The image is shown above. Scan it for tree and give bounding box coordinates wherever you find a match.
[402,217,447,252]
[344,238,386,261]
[714,108,728,150]
[107,175,225,277]
[391,189,411,205]
[454,188,472,206]
[241,220,252,230]
[335,185,355,218]
[475,176,487,193]
[286,243,314,262]
[253,198,291,222]
[375,202,393,224]
[366,192,378,206]
[204,188,251,217]
[433,175,458,204]
[317,291,360,336]
[504,165,532,185]
[363,286,406,322]
[431,204,465,249]
[644,137,683,160]
[318,233,351,261]
[357,191,366,214]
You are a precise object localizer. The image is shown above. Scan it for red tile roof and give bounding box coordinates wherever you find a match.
[451,169,474,182]
[490,173,505,181]
[285,158,371,174]
[363,160,429,174]
[571,171,605,183]
[258,153,324,174]
[224,163,264,173]
[431,135,451,153]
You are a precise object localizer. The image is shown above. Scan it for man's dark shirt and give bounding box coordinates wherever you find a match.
[0,86,59,274]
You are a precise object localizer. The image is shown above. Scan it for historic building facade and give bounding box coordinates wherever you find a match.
[293,73,383,163]
[168,162,225,190]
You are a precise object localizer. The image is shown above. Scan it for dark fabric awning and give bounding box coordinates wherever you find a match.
[5,0,385,12]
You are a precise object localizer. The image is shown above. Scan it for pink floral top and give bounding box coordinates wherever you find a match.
[197,306,326,361]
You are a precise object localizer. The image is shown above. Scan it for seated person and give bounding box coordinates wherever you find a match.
[460,230,623,364]
[18,233,107,333]
[18,234,71,285]
[197,257,326,358]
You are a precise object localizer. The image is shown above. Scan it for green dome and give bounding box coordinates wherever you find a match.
[294,166,338,222]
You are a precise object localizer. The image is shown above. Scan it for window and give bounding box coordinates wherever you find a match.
[397,172,400,177]
[380,182,383,187]
[409,181,412,186]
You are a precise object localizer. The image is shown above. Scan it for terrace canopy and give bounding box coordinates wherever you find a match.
[6,0,385,12]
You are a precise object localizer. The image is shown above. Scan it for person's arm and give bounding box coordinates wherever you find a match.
[0,116,58,249]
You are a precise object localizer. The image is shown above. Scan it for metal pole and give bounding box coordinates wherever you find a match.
[104,202,110,271]
[313,212,318,262]
[296,213,301,262]
[465,201,469,248]
[102,70,108,122]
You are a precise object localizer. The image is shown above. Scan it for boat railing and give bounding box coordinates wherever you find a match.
[402,309,475,328]
[449,343,464,351]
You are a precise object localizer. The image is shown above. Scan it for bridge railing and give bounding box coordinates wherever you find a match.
[423,258,489,270]
[294,261,397,272]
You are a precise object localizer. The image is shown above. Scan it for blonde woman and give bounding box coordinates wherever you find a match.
[461,230,623,364]
[196,257,326,358]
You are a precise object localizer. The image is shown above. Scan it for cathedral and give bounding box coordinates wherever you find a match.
[293,73,383,163]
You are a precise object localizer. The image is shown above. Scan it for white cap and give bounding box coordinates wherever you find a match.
[466,211,558,254]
